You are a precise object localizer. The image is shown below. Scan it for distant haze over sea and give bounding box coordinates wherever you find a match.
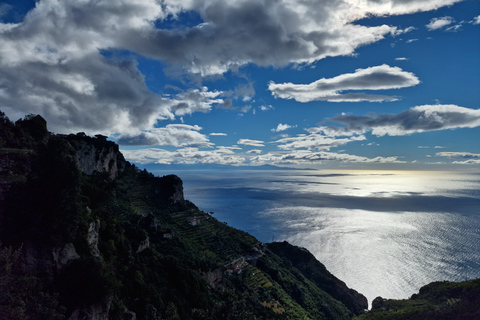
[151,169,480,305]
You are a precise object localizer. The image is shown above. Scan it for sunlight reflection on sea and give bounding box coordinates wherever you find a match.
[156,169,480,306]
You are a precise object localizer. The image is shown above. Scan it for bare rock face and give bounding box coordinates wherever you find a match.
[75,144,119,178]
[156,174,185,205]
[88,219,101,258]
[202,269,226,291]
[65,133,126,179]
[136,235,150,253]
[169,175,185,204]
[52,243,81,272]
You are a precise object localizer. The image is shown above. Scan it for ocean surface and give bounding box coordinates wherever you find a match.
[152,169,480,305]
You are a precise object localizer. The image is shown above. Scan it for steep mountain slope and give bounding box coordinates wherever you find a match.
[0,112,367,319]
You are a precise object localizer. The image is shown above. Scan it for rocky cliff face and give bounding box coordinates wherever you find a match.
[64,133,126,179]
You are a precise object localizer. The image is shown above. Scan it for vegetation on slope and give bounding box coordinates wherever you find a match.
[355,279,480,320]
[0,112,366,319]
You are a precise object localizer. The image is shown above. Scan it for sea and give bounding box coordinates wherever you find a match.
[152,169,480,305]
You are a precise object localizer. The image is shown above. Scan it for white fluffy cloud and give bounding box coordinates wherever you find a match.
[117,124,212,147]
[237,139,265,147]
[167,87,225,116]
[274,134,366,151]
[436,151,480,164]
[426,16,455,30]
[249,150,404,165]
[122,147,246,165]
[272,123,296,132]
[268,65,419,102]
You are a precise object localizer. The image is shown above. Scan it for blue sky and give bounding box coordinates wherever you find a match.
[1,0,479,169]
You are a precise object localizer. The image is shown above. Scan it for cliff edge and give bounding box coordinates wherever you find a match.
[1,112,367,320]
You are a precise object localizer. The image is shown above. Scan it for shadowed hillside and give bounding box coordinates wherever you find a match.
[0,111,368,319]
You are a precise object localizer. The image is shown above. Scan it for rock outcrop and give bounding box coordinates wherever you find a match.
[64,133,126,179]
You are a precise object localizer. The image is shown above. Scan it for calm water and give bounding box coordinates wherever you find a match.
[154,169,480,305]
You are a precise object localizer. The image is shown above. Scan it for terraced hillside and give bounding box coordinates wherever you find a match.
[0,112,367,320]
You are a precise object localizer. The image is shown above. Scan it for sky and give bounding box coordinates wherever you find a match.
[1,0,479,170]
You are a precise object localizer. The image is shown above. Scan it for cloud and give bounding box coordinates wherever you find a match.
[240,105,252,113]
[0,4,12,19]
[452,160,480,164]
[0,0,462,138]
[215,146,242,154]
[436,152,480,159]
[122,147,245,165]
[117,124,212,147]
[272,123,296,132]
[473,15,480,25]
[436,152,480,164]
[395,57,409,61]
[249,150,405,165]
[327,104,480,136]
[234,82,256,101]
[237,139,265,147]
[343,0,462,17]
[426,16,455,30]
[210,132,227,136]
[425,16,465,32]
[168,87,225,116]
[268,65,419,103]
[260,105,274,111]
[274,134,366,151]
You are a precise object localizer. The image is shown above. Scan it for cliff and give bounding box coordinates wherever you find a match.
[64,133,126,179]
[0,112,367,319]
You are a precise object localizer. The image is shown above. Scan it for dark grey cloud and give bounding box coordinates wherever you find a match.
[327,105,480,136]
[0,55,164,134]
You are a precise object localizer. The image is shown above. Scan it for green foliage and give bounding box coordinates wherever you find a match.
[57,257,113,309]
[0,111,48,149]
[267,241,367,315]
[0,244,65,320]
[355,279,480,320]
[25,136,83,243]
